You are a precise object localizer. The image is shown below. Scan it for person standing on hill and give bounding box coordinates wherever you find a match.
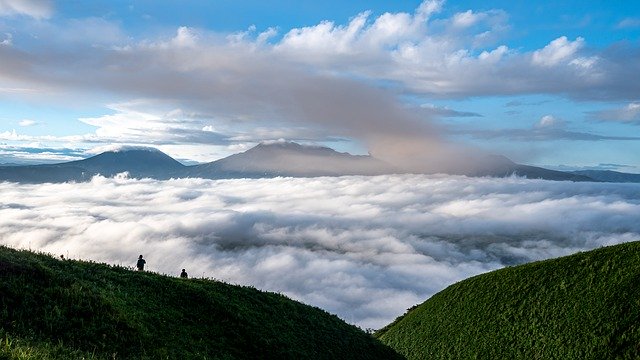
[136,255,146,271]
[180,269,188,278]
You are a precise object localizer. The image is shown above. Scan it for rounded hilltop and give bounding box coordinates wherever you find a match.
[376,241,640,360]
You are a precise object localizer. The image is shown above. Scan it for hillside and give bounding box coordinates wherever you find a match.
[376,241,640,360]
[0,246,402,360]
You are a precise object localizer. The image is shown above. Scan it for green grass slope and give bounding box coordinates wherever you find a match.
[0,246,402,360]
[376,241,640,360]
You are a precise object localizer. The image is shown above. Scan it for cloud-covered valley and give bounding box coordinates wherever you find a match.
[1,174,639,329]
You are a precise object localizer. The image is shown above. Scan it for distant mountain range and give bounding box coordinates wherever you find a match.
[0,142,638,183]
[570,170,640,183]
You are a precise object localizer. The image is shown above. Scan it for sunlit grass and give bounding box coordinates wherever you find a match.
[376,241,640,359]
[0,246,400,360]
[0,333,101,360]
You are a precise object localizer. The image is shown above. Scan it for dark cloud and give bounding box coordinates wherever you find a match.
[1,175,638,329]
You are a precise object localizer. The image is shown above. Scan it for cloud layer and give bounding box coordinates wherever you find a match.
[1,175,638,328]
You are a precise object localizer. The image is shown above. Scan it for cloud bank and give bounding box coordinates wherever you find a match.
[1,175,638,328]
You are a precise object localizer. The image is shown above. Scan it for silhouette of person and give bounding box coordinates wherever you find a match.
[136,255,146,271]
[180,269,188,278]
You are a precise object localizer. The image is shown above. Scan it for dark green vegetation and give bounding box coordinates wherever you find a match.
[0,246,402,360]
[376,241,640,359]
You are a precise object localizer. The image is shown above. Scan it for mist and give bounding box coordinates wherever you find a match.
[1,174,638,328]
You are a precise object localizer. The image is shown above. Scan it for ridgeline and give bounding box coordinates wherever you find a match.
[0,246,402,360]
[376,241,640,359]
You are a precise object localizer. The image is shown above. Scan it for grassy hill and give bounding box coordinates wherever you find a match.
[376,241,640,359]
[0,246,402,360]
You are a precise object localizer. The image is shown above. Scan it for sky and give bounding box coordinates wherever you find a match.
[0,0,639,170]
[1,174,638,328]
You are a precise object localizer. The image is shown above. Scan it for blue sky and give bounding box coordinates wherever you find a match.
[0,0,639,171]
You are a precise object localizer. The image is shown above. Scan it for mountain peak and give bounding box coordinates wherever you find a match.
[187,140,391,178]
[86,145,163,155]
[66,146,185,179]
[253,141,332,152]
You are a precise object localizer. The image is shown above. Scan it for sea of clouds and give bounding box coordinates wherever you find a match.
[1,174,639,329]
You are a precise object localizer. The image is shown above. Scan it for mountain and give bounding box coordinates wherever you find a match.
[64,147,185,179]
[511,164,595,181]
[461,154,595,181]
[0,147,185,183]
[186,142,596,181]
[0,245,402,359]
[571,170,640,183]
[375,241,640,360]
[184,141,393,179]
[0,142,625,183]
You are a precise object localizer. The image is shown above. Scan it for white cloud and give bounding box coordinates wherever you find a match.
[570,56,598,69]
[478,44,507,60]
[0,1,637,107]
[535,115,563,129]
[452,10,481,28]
[256,27,278,45]
[170,26,198,48]
[274,0,446,63]
[0,129,24,140]
[277,12,371,57]
[77,100,231,145]
[1,174,638,329]
[1,32,11,45]
[0,0,52,19]
[532,36,584,67]
[18,119,38,127]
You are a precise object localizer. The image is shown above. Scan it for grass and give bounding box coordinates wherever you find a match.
[0,246,402,360]
[376,241,640,360]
